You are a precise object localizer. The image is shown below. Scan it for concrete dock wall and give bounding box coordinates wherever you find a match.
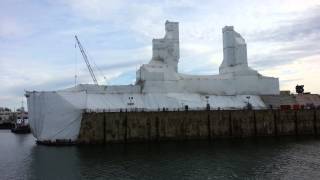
[78,110,320,144]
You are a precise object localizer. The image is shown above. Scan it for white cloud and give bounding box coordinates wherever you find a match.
[260,54,320,94]
[1,0,320,109]
[0,17,32,39]
[62,0,125,21]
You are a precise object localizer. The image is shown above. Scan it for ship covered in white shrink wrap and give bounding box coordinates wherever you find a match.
[26,21,279,142]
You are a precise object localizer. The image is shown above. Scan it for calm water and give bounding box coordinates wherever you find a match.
[1,130,320,180]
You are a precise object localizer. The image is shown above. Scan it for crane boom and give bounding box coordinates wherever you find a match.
[75,35,98,85]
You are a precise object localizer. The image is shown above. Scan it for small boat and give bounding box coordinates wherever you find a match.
[11,110,30,134]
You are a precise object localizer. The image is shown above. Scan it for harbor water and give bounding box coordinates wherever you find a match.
[1,130,320,179]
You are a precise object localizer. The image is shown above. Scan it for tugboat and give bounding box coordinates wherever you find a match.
[11,103,31,134]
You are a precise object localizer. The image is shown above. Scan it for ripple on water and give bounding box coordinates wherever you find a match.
[1,131,320,180]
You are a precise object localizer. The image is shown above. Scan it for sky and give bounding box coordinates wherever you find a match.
[0,0,320,109]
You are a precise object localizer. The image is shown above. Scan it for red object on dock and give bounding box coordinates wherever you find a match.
[280,105,291,110]
[292,104,300,110]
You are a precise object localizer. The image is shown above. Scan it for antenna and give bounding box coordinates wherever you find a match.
[21,98,24,113]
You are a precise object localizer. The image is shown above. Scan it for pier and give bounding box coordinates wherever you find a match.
[77,109,320,144]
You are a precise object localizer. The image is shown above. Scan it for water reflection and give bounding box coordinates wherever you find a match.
[28,146,81,180]
[74,139,320,179]
[1,130,320,180]
[0,130,35,179]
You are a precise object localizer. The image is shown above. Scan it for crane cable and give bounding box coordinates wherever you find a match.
[74,42,78,87]
[85,47,108,84]
[74,36,107,85]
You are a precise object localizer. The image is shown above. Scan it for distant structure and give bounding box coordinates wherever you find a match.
[26,21,280,142]
[296,85,304,94]
[0,107,13,129]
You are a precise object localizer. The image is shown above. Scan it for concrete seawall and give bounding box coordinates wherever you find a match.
[78,110,320,144]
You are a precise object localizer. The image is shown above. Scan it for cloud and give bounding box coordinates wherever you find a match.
[250,44,320,70]
[250,6,320,42]
[246,6,320,72]
[0,17,32,39]
[1,0,320,109]
[61,0,125,21]
[260,54,320,93]
[98,60,142,72]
